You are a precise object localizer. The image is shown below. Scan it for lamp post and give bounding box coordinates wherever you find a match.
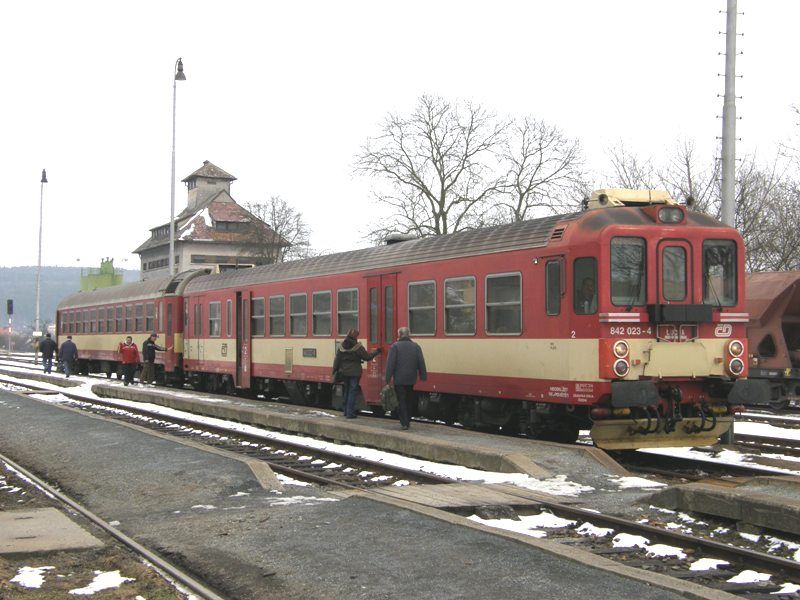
[169,57,186,276]
[34,168,47,365]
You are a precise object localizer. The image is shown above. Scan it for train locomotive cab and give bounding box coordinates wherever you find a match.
[574,189,747,449]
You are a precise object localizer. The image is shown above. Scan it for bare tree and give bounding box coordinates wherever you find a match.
[243,196,311,263]
[355,95,505,239]
[606,143,657,189]
[493,117,584,221]
[657,139,719,211]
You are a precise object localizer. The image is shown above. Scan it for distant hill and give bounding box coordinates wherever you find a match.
[0,266,140,331]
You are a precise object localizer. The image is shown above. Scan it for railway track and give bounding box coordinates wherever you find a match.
[0,375,451,489]
[475,492,800,597]
[0,452,226,600]
[3,369,800,596]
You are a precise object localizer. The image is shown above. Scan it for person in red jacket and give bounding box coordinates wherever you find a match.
[118,336,140,386]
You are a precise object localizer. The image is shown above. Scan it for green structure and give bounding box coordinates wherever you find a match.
[80,258,123,291]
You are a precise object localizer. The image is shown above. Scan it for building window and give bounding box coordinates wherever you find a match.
[215,221,242,232]
[251,298,265,336]
[337,289,358,336]
[486,273,521,335]
[145,302,155,332]
[290,294,307,336]
[313,292,331,336]
[444,277,475,335]
[269,296,285,336]
[226,299,232,337]
[208,302,221,337]
[409,281,435,336]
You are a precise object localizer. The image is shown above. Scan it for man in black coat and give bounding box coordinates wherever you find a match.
[385,327,427,430]
[39,333,57,374]
[141,333,166,385]
[58,335,78,378]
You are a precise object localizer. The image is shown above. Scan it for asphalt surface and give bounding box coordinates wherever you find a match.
[0,389,688,599]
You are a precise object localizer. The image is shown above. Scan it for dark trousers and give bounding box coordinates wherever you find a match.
[394,384,414,428]
[344,376,360,418]
[122,363,137,385]
[141,362,155,384]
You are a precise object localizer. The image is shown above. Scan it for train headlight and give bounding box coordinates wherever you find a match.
[613,340,629,358]
[728,340,744,357]
[728,357,744,376]
[659,207,684,224]
[613,359,630,377]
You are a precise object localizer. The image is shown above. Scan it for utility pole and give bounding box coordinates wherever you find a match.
[35,169,47,365]
[720,0,738,227]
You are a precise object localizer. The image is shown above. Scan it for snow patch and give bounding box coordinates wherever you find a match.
[575,522,613,537]
[690,558,730,571]
[612,533,650,549]
[68,570,135,595]
[608,476,666,489]
[11,566,54,589]
[727,570,771,584]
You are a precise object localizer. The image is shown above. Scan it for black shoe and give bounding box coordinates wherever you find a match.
[401,425,409,430]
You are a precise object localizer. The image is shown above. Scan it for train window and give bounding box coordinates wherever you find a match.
[445,277,476,335]
[290,294,307,336]
[106,308,113,333]
[610,238,645,307]
[251,298,266,336]
[337,289,359,336]
[74,311,80,334]
[226,299,232,337]
[269,296,285,336]
[145,303,155,333]
[194,304,203,336]
[135,304,144,332]
[703,240,737,307]
[312,292,332,336]
[83,310,89,333]
[158,302,163,332]
[409,281,435,336]
[486,273,521,335]
[545,261,561,316]
[125,305,133,332]
[384,286,394,345]
[369,288,378,344]
[208,302,221,337]
[98,308,105,333]
[91,309,98,333]
[574,258,599,314]
[167,304,173,337]
[184,300,189,330]
[662,246,687,301]
[116,306,123,333]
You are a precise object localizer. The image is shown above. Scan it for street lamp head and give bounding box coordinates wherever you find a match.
[41,169,47,184]
[175,58,186,81]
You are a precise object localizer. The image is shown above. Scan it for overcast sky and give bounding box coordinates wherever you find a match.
[2,1,798,269]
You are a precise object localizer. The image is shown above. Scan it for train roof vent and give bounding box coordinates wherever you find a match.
[384,233,417,245]
[587,188,675,210]
[550,226,567,241]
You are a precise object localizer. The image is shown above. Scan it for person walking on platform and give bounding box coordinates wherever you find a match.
[39,333,57,374]
[58,335,78,378]
[332,328,380,419]
[385,326,427,430]
[118,336,140,386]
[141,333,165,385]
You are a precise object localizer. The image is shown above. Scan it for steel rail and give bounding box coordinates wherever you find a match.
[0,452,227,600]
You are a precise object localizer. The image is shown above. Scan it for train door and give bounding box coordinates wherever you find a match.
[362,273,398,405]
[657,239,693,340]
[236,291,251,388]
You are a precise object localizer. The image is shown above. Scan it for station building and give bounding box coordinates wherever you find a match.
[134,161,286,281]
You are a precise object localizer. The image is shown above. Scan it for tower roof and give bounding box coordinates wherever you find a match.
[181,160,236,183]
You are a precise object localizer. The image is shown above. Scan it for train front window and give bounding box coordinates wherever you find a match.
[662,246,687,301]
[703,239,737,306]
[610,237,646,307]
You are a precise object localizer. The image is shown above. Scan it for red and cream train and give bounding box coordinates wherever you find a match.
[56,189,759,450]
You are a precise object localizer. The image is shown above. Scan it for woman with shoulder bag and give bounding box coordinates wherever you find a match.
[332,329,380,419]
